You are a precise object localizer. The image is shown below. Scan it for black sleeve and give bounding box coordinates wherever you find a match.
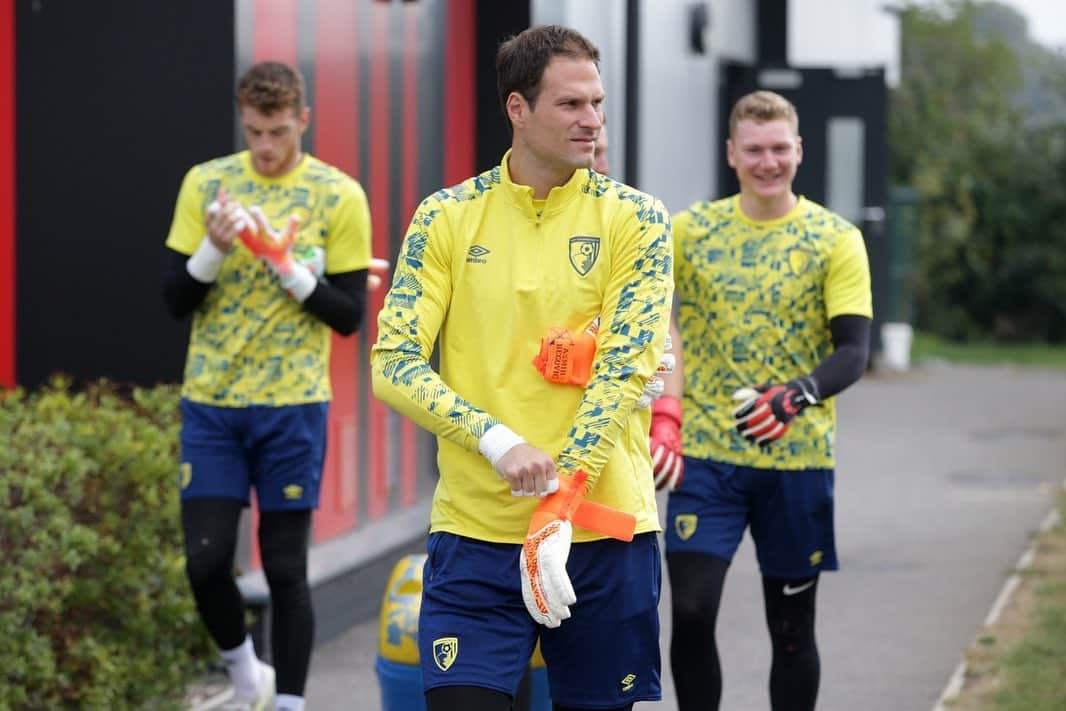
[303,269,368,336]
[162,247,212,319]
[808,314,871,400]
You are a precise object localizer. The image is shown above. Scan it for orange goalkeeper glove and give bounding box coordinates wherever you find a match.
[237,206,317,302]
[520,471,636,627]
[531,318,599,386]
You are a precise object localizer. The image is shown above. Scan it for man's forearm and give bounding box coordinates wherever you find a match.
[301,270,367,336]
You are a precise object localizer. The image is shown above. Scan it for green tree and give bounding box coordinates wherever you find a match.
[890,0,1066,341]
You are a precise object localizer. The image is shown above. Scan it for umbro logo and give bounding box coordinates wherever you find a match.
[466,245,490,264]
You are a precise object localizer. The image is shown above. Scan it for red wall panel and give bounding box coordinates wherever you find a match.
[0,0,14,389]
[312,0,362,541]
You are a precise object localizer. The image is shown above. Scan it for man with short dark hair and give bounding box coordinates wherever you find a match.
[162,61,375,711]
[372,24,672,711]
[653,90,872,711]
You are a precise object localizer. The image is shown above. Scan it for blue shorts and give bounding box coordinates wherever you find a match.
[419,531,662,707]
[178,399,328,511]
[664,457,838,578]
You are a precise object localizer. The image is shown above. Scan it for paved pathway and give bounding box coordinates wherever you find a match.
[304,364,1066,710]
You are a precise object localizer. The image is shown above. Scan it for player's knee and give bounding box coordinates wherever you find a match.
[262,550,309,603]
[767,606,815,656]
[184,538,232,589]
[671,593,716,631]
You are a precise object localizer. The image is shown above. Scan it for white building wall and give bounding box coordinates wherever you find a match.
[533,0,630,175]
[637,0,755,212]
[789,0,901,85]
[530,0,897,212]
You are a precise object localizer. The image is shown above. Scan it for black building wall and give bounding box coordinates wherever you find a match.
[16,0,235,388]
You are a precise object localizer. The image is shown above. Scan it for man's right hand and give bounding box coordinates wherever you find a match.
[649,395,683,491]
[495,443,559,497]
[204,188,247,253]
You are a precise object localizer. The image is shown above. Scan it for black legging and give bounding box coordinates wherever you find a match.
[667,551,820,711]
[425,685,634,711]
[182,498,313,696]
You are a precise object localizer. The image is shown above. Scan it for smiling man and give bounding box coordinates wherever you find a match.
[651,91,872,711]
[371,24,672,711]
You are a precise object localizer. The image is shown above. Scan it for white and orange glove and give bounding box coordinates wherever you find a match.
[637,333,675,409]
[732,376,820,445]
[235,205,317,303]
[520,471,636,627]
[649,395,683,490]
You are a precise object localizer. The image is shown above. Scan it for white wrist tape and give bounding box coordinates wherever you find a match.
[280,263,317,303]
[186,237,229,283]
[478,424,526,469]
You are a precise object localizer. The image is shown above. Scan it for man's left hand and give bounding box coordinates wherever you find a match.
[732,376,819,445]
[637,332,676,409]
[244,206,317,302]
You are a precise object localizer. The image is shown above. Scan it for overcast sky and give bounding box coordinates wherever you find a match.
[1001,0,1066,50]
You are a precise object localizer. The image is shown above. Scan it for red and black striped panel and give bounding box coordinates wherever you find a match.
[239,0,474,544]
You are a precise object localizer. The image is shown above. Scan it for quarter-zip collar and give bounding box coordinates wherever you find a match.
[499,149,591,221]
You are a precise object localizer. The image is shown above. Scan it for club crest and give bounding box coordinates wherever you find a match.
[675,514,698,541]
[569,236,600,276]
[433,636,458,671]
[788,247,812,276]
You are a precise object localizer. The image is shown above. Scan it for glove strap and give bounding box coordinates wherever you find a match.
[571,500,636,542]
[791,375,820,406]
[534,471,637,542]
[651,395,682,426]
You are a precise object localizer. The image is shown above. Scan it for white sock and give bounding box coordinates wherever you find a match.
[276,694,305,711]
[219,636,260,698]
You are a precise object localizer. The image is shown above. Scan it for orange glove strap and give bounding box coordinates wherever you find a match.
[529,471,637,542]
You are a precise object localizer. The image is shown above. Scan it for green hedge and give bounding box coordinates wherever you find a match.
[0,378,212,710]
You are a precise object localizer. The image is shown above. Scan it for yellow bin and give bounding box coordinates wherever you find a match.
[375,553,550,710]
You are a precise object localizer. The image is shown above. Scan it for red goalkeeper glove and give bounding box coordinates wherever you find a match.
[732,376,820,445]
[520,471,636,627]
[649,395,683,490]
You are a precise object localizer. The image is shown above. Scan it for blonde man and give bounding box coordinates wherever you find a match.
[653,90,871,710]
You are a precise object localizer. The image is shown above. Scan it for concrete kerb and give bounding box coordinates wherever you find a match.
[931,479,1066,711]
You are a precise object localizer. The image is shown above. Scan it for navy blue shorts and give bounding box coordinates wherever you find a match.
[419,531,662,707]
[664,457,838,578]
[178,399,328,511]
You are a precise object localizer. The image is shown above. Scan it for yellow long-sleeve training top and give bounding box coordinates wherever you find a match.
[371,152,673,543]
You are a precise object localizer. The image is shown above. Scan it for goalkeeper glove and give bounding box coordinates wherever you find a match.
[732,376,820,445]
[520,471,636,628]
[637,332,675,409]
[531,318,599,386]
[649,395,683,490]
[240,206,317,303]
